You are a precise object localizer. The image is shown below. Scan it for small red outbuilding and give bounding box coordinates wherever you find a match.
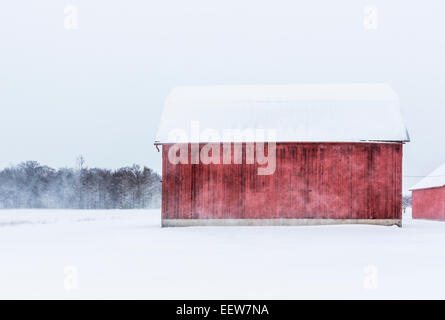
[156,84,410,227]
[411,164,445,220]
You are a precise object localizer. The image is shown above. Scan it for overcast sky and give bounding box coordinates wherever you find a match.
[1,0,444,192]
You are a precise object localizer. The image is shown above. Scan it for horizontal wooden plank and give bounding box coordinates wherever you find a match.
[162,219,402,227]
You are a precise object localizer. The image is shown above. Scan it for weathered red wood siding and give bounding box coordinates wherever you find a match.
[412,186,445,220]
[162,142,403,220]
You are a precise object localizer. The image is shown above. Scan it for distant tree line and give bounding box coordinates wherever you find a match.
[0,159,161,209]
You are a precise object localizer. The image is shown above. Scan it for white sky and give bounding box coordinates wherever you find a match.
[1,0,444,192]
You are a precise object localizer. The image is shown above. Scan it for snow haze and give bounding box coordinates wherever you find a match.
[1,1,445,192]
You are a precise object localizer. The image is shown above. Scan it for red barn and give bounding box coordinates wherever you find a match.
[411,164,445,220]
[156,84,409,227]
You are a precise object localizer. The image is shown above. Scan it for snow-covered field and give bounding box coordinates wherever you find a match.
[1,208,445,299]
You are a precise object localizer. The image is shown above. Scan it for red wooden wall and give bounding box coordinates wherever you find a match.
[412,186,445,220]
[162,142,403,220]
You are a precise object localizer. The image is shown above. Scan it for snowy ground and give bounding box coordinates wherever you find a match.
[1,208,445,299]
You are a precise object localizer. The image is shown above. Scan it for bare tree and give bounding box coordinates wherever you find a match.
[402,194,412,213]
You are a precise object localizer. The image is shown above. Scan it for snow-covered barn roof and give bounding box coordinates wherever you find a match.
[410,164,445,191]
[156,84,410,143]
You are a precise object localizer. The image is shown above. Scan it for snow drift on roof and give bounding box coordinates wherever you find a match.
[410,164,445,191]
[156,84,410,143]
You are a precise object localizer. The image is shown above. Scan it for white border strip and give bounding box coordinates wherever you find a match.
[162,218,402,227]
